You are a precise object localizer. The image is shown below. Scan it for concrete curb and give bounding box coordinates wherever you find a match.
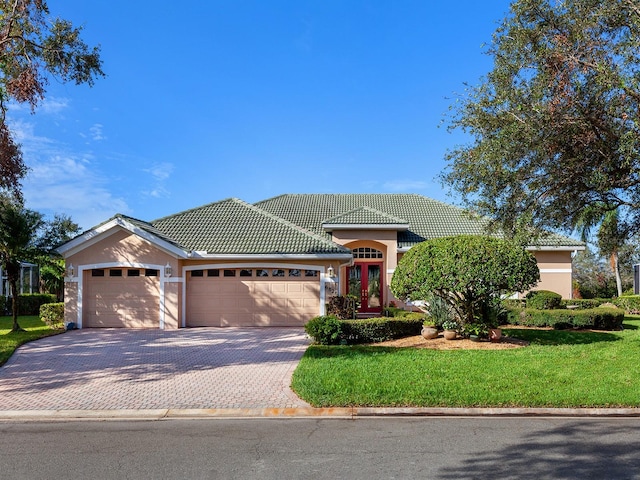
[1,407,640,421]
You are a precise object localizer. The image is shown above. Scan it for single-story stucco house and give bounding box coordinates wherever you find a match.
[56,193,585,329]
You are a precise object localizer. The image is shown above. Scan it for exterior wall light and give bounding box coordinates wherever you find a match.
[164,262,172,278]
[67,263,75,277]
[327,265,335,278]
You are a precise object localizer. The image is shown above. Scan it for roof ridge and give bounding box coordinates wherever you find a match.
[151,198,239,224]
[323,205,409,224]
[236,198,350,251]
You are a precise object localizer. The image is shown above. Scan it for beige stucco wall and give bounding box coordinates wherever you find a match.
[525,250,574,299]
[64,228,181,328]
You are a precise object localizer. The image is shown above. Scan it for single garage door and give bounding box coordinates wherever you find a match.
[186,267,320,327]
[84,268,160,328]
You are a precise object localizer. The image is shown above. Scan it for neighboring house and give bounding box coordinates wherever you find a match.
[56,194,585,329]
[0,263,40,298]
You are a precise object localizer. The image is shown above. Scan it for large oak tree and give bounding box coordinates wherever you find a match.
[0,0,104,198]
[443,0,640,238]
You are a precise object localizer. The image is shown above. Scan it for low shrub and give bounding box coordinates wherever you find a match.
[326,295,359,319]
[0,296,6,315]
[382,306,406,317]
[613,295,640,315]
[305,315,343,345]
[17,294,57,316]
[506,307,624,330]
[342,316,423,344]
[40,302,65,328]
[561,299,608,310]
[525,290,562,310]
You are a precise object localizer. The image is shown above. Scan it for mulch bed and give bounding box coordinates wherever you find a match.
[369,333,529,350]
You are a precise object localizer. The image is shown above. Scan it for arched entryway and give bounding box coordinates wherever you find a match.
[347,247,384,315]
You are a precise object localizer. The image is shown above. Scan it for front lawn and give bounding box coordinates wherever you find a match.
[0,316,64,366]
[291,317,640,408]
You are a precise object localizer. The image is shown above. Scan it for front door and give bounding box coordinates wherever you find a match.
[347,262,383,314]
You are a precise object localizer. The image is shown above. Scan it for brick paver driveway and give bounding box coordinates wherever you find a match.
[0,328,311,411]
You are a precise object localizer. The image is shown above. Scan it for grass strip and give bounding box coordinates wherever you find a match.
[291,317,640,408]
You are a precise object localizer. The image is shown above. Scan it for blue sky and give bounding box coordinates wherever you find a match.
[10,1,513,230]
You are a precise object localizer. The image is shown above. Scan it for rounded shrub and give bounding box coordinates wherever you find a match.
[525,290,562,310]
[304,315,343,345]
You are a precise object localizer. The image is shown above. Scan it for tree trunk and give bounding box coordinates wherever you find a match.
[6,263,22,332]
[611,251,623,297]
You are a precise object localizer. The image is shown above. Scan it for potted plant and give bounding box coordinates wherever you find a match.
[442,320,459,340]
[421,319,438,339]
[464,322,488,342]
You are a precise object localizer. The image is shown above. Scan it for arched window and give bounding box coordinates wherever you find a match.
[352,247,383,259]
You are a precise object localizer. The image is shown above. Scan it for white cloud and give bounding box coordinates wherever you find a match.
[9,118,129,230]
[22,154,130,230]
[141,162,174,198]
[382,180,428,192]
[89,123,105,141]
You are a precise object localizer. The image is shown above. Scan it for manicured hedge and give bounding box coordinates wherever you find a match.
[342,316,423,344]
[506,307,624,330]
[613,296,640,315]
[525,290,562,310]
[18,294,57,315]
[40,302,65,328]
[305,315,424,345]
[0,294,57,316]
[561,298,608,310]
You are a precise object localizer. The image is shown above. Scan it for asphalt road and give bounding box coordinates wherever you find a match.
[1,417,639,479]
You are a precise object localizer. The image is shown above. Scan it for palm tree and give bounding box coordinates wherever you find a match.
[0,199,43,332]
[574,204,626,297]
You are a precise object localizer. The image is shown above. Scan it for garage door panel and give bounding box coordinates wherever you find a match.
[187,270,320,327]
[84,271,160,328]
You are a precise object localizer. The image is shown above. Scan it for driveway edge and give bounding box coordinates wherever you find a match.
[1,407,640,421]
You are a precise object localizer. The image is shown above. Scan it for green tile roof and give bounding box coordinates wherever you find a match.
[322,206,409,227]
[255,194,584,249]
[150,198,351,255]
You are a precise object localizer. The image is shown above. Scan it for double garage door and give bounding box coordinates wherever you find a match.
[186,267,320,327]
[84,268,160,328]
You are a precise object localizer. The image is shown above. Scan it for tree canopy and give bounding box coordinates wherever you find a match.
[443,0,640,236]
[0,0,104,198]
[390,235,540,326]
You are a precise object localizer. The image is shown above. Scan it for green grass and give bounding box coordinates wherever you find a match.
[291,317,640,408]
[0,315,63,366]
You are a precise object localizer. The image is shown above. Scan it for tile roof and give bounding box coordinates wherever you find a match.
[150,198,351,255]
[255,193,584,249]
[322,206,409,228]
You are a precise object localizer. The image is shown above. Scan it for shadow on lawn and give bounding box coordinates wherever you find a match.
[501,328,622,346]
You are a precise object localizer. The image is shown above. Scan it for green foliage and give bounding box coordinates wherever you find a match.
[613,296,640,315]
[463,322,490,338]
[525,290,562,310]
[442,0,640,238]
[422,292,455,329]
[506,307,624,330]
[326,295,359,320]
[561,299,608,310]
[304,316,343,345]
[391,235,539,326]
[17,294,56,315]
[441,320,460,332]
[342,317,423,344]
[39,302,64,328]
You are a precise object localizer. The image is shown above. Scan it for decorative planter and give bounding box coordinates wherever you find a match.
[469,334,481,342]
[443,330,457,340]
[421,326,439,340]
[489,328,502,343]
